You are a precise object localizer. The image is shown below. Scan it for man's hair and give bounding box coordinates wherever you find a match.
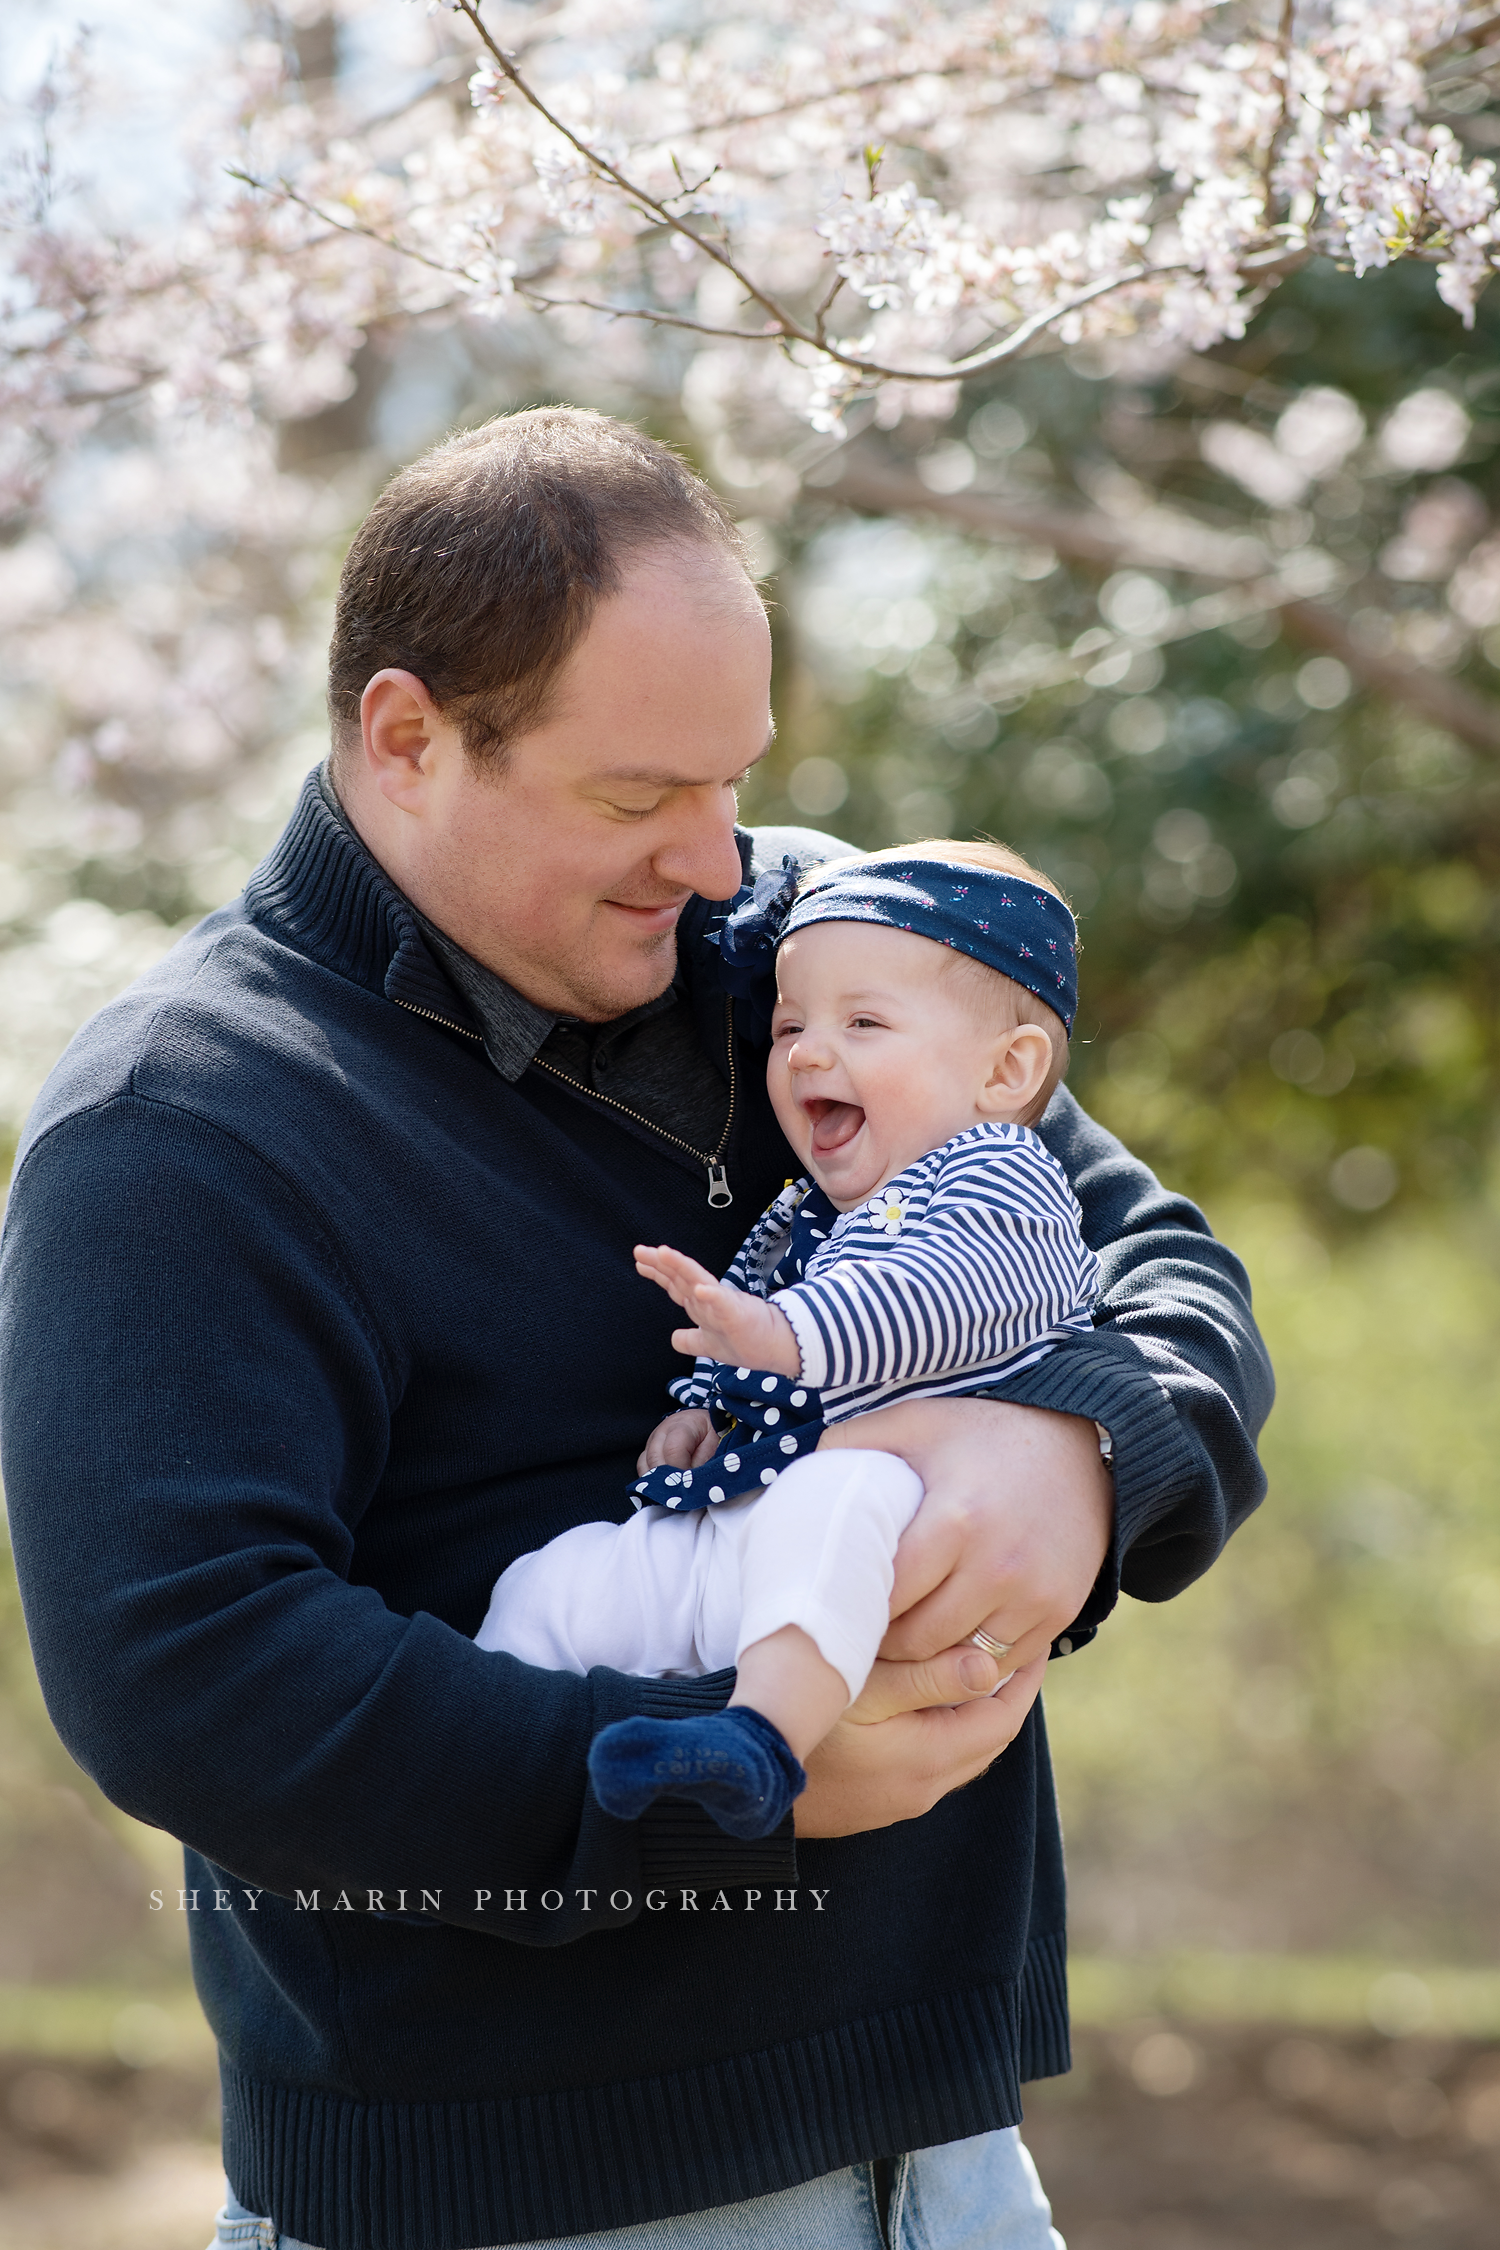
[327,407,753,775]
[823,837,1074,1125]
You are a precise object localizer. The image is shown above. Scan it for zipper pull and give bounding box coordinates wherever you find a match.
[706,1162,733,1208]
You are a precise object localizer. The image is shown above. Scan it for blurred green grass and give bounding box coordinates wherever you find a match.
[1044,1192,1500,1964]
[6,1949,1500,2070]
[1069,1954,1500,2038]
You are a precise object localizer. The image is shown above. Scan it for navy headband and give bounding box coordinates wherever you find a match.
[714,854,1078,1040]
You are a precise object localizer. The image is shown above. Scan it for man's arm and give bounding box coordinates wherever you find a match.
[0,1099,825,1940]
[1019,1083,1272,1611]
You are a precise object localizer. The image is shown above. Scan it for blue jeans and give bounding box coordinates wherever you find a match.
[208,2126,1064,2248]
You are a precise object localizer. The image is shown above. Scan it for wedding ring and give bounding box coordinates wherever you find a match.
[969,1627,1013,1661]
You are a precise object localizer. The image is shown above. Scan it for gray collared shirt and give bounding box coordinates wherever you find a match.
[316,765,737,1160]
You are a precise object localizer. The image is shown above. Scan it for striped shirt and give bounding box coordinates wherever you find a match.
[672,1121,1100,1425]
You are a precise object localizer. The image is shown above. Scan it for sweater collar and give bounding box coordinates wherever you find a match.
[243,767,479,1034]
[245,766,753,1068]
[313,765,554,1079]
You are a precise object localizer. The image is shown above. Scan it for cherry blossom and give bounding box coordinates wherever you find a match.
[3,0,1500,1141]
[8,1,1500,468]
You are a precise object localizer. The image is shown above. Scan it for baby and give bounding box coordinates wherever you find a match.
[475,842,1100,1839]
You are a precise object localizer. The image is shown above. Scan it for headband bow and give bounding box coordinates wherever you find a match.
[710,856,800,1042]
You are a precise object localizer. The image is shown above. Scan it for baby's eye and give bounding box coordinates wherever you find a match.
[849,1014,885,1030]
[773,1019,803,1040]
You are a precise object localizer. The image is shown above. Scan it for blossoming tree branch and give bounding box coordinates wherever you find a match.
[12,1,1500,458]
[10,2,1500,743]
[3,0,1500,1155]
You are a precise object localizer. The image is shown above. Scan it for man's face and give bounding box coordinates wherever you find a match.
[360,546,773,1021]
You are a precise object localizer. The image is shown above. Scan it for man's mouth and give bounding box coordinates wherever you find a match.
[602,899,685,935]
[801,1097,866,1154]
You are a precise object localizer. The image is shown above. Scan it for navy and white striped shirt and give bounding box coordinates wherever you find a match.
[672,1121,1100,1425]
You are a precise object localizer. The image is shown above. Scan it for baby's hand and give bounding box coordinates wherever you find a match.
[637,1409,719,1476]
[634,1243,802,1376]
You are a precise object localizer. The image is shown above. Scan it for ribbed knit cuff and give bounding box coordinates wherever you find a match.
[637,1801,798,1890]
[621,1668,799,1890]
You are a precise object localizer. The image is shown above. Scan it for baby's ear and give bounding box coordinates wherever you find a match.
[977,1025,1053,1118]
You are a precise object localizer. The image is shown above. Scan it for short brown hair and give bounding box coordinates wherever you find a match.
[824,837,1074,1125]
[327,407,753,773]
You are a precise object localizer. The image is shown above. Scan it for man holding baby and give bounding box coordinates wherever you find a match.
[0,408,1272,2250]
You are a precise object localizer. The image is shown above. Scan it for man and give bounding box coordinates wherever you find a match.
[0,409,1271,2250]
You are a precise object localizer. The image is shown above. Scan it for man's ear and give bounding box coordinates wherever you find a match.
[977,1024,1053,1118]
[359,669,451,815]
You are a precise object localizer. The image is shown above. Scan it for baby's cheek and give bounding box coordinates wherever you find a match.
[766,1056,804,1145]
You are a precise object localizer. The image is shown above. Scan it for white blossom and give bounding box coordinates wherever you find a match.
[1378,388,1472,474]
[469,64,506,109]
[818,184,949,315]
[2,0,1497,1139]
[6,0,1499,451]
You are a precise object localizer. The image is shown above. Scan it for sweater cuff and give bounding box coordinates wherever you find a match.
[612,1669,800,1892]
[979,1332,1200,1631]
[637,1803,798,1892]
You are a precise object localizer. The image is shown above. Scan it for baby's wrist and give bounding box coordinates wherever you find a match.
[761,1304,802,1376]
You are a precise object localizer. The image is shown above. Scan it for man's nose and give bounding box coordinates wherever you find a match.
[652,783,749,904]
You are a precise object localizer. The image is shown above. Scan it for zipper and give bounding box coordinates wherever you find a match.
[529,996,737,1207]
[392,997,485,1041]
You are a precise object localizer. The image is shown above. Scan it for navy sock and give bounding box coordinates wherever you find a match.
[588,1706,807,1841]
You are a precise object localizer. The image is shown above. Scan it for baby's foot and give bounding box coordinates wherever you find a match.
[587,1708,806,1840]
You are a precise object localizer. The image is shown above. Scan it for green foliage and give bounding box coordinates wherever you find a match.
[1045,1196,1500,1963]
[740,259,1500,1228]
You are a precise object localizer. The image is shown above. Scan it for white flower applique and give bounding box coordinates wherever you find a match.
[867,1189,908,1236]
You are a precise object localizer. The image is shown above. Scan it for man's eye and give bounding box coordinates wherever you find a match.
[608,802,660,821]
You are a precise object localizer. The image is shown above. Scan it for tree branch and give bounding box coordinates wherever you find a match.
[1279,603,1500,756]
[452,3,1206,386]
[816,457,1500,757]
[221,165,1190,385]
[453,1,807,341]
[516,288,774,341]
[1260,0,1297,224]
[225,171,479,286]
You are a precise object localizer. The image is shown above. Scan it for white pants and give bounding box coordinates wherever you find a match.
[475,1449,925,1703]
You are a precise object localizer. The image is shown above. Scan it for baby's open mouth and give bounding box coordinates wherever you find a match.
[801,1098,866,1154]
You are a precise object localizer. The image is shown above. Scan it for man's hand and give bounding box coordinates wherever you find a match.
[634,1243,801,1374]
[796,1645,1048,1835]
[636,1409,720,1475]
[796,1399,1110,1834]
[820,1397,1113,1676]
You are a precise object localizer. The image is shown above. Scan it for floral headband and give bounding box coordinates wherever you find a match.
[713,854,1078,1042]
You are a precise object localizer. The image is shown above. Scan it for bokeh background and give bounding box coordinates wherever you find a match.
[3,5,1500,2244]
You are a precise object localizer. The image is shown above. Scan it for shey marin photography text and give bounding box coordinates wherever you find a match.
[149,1884,831,1916]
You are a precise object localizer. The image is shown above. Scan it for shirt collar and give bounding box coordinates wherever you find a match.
[314,763,681,1082]
[315,764,557,1080]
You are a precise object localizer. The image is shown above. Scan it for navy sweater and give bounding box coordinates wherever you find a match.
[0,775,1272,2250]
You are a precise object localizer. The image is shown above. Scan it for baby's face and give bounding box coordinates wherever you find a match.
[767,920,1013,1210]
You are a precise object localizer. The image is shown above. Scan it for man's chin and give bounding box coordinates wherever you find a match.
[566,931,678,1023]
